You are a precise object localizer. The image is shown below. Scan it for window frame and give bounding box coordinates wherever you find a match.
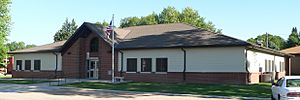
[156,58,168,72]
[16,60,22,71]
[90,37,99,52]
[141,58,152,72]
[24,60,31,70]
[126,58,137,72]
[34,60,41,70]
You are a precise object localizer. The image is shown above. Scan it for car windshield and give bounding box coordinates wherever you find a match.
[286,79,300,87]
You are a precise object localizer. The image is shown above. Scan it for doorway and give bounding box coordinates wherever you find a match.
[87,59,99,79]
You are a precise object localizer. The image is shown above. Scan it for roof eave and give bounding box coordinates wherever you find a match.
[116,44,250,50]
[246,45,293,57]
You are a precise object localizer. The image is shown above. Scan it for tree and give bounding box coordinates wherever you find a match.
[120,17,141,28]
[0,0,11,66]
[180,7,200,26]
[140,12,158,25]
[25,44,36,48]
[247,33,286,50]
[53,18,78,42]
[119,6,222,33]
[159,6,180,24]
[286,27,300,48]
[95,20,109,27]
[6,41,36,51]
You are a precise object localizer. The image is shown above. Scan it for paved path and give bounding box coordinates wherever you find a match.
[0,82,269,100]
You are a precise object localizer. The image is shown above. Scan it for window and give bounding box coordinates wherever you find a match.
[16,60,22,70]
[280,62,285,72]
[34,60,41,70]
[277,78,284,86]
[156,58,168,72]
[141,58,152,72]
[265,60,273,72]
[25,60,31,70]
[286,79,300,87]
[127,58,137,72]
[90,37,99,52]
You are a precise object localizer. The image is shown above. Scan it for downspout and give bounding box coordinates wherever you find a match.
[245,49,250,84]
[181,48,186,82]
[52,52,58,78]
[119,51,124,77]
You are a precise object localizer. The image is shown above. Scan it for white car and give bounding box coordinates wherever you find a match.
[271,76,300,100]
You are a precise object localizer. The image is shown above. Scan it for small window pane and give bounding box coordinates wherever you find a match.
[34,60,41,70]
[16,60,22,70]
[141,58,152,72]
[25,60,31,70]
[90,38,99,52]
[156,58,168,72]
[127,58,137,72]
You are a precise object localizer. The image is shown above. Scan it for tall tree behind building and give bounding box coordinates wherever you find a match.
[247,33,286,50]
[286,27,300,48]
[6,41,36,51]
[53,18,78,42]
[120,6,222,33]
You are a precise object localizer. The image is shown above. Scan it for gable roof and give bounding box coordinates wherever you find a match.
[281,46,300,54]
[116,23,250,49]
[60,22,111,55]
[8,40,66,54]
[9,22,290,57]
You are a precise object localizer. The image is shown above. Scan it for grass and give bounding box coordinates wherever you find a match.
[0,80,50,84]
[64,82,272,98]
[0,75,12,79]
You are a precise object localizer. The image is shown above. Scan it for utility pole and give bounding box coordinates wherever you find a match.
[111,14,115,83]
[266,32,268,48]
[266,32,275,83]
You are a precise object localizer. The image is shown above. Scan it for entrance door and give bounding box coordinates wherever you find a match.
[87,60,99,79]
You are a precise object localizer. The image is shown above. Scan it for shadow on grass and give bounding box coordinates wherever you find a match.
[63,82,272,98]
[0,80,50,84]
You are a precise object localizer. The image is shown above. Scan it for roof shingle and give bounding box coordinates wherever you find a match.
[116,23,250,49]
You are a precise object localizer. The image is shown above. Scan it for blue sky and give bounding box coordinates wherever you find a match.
[9,0,300,45]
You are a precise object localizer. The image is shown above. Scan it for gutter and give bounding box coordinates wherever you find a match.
[119,51,124,77]
[181,48,187,81]
[245,49,250,83]
[52,52,59,78]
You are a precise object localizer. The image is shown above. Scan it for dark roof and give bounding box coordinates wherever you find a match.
[116,23,250,49]
[8,40,66,54]
[10,22,290,57]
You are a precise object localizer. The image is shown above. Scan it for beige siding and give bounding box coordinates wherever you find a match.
[119,47,246,72]
[120,49,184,72]
[13,53,62,71]
[185,47,246,72]
[247,50,285,73]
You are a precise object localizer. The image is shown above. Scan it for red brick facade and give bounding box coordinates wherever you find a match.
[121,72,248,84]
[12,70,62,78]
[62,32,118,80]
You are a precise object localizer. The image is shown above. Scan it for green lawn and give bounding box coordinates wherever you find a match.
[0,80,50,84]
[0,75,12,79]
[64,82,272,98]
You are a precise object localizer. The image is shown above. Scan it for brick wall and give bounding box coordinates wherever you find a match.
[248,72,261,83]
[12,70,62,78]
[120,72,248,84]
[62,38,81,78]
[62,32,117,80]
